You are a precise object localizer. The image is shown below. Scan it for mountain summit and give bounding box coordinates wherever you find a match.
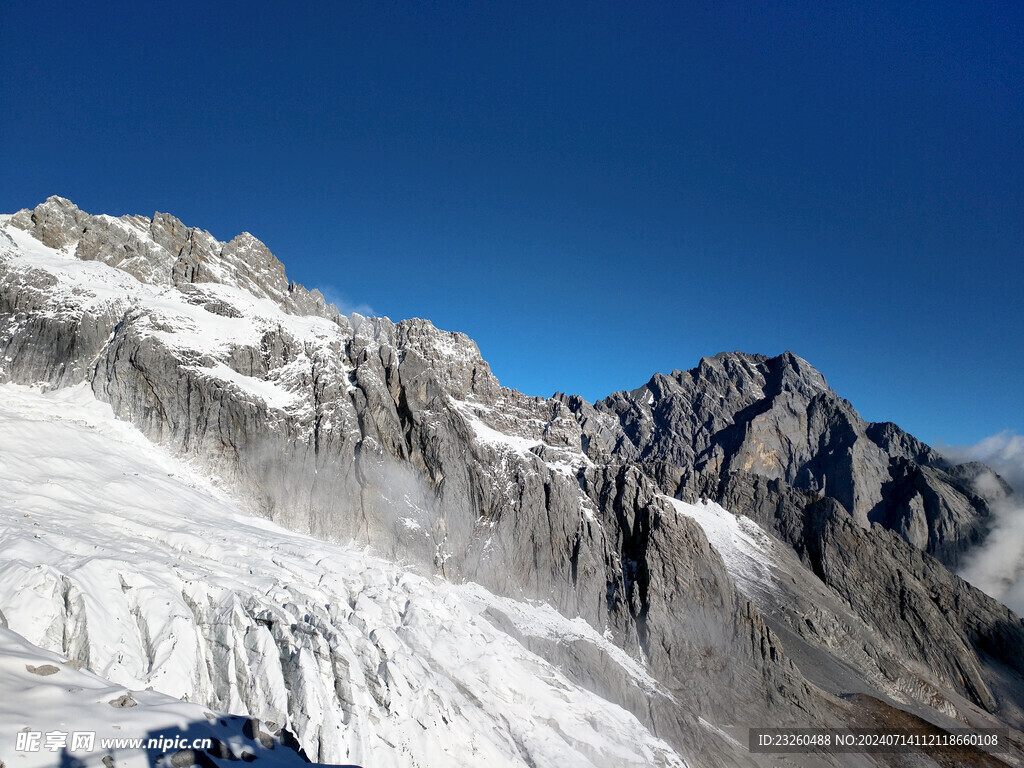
[1,197,1022,767]
[595,349,1002,564]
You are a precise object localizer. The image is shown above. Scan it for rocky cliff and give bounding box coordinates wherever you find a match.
[590,350,1002,565]
[1,196,1022,766]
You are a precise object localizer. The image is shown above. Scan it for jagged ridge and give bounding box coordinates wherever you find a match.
[2,196,1023,767]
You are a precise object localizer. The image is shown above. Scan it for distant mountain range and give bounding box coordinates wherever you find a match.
[1,196,1021,767]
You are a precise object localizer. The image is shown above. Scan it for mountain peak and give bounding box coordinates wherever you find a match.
[10,195,88,249]
[3,198,1022,764]
[9,197,334,320]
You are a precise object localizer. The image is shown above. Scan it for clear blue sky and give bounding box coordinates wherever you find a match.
[2,1,1021,446]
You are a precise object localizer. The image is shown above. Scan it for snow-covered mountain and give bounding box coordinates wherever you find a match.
[1,197,1022,767]
[0,383,687,767]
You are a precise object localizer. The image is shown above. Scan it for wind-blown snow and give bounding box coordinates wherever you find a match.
[0,383,688,768]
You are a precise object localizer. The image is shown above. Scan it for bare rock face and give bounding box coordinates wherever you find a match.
[2,197,1023,766]
[592,350,1001,566]
[9,196,89,249]
[682,470,1024,718]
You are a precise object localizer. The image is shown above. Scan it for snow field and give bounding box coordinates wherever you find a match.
[0,384,687,767]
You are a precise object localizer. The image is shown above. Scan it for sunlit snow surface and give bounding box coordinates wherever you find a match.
[0,384,689,768]
[663,496,778,602]
[0,625,310,768]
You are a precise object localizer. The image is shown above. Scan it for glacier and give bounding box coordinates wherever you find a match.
[0,383,688,767]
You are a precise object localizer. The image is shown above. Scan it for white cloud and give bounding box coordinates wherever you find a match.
[964,432,1024,493]
[944,432,1024,615]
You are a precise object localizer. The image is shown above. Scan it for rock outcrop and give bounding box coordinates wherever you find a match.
[590,350,1002,566]
[2,196,1022,766]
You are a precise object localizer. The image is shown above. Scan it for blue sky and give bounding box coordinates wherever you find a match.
[2,1,1021,446]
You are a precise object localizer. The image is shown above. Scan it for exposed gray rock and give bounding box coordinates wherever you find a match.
[110,692,139,708]
[3,197,1023,766]
[8,196,338,320]
[25,663,59,676]
[9,196,89,249]
[592,350,1006,566]
[691,470,1024,715]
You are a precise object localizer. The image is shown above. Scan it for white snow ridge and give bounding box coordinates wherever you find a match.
[0,384,687,768]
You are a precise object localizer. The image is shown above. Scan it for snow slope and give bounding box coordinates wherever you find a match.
[0,624,312,768]
[0,383,689,768]
[663,497,779,602]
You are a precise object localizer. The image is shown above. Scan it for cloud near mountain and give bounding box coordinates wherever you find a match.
[943,431,1024,614]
